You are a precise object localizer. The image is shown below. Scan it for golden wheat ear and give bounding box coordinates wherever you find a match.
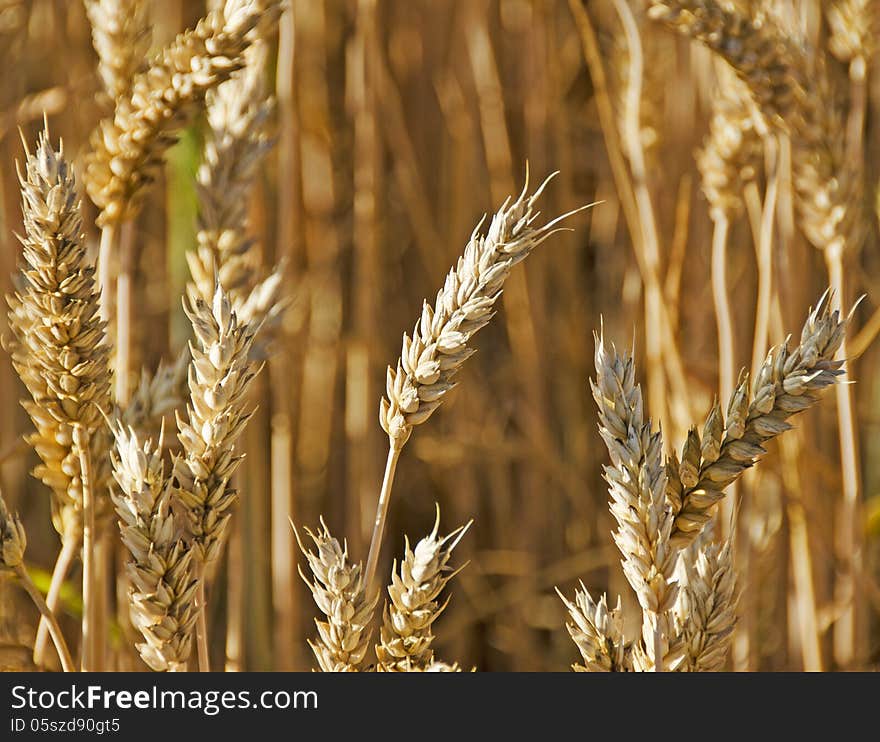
[294,519,378,672]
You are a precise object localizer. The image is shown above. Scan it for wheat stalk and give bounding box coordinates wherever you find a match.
[110,422,197,672]
[376,511,470,672]
[296,520,378,672]
[666,293,849,546]
[0,493,74,672]
[365,173,588,588]
[84,0,151,102]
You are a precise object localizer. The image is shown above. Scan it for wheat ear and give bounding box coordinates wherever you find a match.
[296,520,378,672]
[556,589,629,672]
[0,493,74,672]
[591,333,681,671]
[111,422,197,671]
[365,173,589,588]
[675,541,739,672]
[5,126,111,670]
[190,15,284,353]
[174,285,264,669]
[666,293,849,546]
[376,511,470,672]
[84,0,151,102]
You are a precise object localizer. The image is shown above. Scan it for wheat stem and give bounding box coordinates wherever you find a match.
[74,425,97,671]
[365,445,402,592]
[32,530,78,667]
[16,565,74,672]
[98,223,117,326]
[826,248,861,668]
[750,136,778,384]
[196,571,210,672]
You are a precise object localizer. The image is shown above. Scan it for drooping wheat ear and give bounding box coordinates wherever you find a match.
[556,588,630,672]
[4,128,112,536]
[648,0,858,256]
[827,0,877,67]
[0,492,74,672]
[666,293,848,547]
[120,349,190,438]
[174,286,262,567]
[366,173,587,589]
[698,72,762,222]
[190,19,284,356]
[675,541,739,672]
[295,520,378,672]
[591,333,681,671]
[110,422,197,672]
[84,0,151,102]
[376,513,470,672]
[83,0,279,227]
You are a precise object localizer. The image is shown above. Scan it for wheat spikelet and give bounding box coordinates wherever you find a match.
[557,588,630,672]
[698,72,762,220]
[173,286,261,566]
[667,294,848,546]
[84,0,279,227]
[110,422,197,672]
[376,513,470,672]
[296,520,378,672]
[84,0,151,102]
[591,333,682,671]
[4,128,112,537]
[675,541,739,671]
[380,173,581,450]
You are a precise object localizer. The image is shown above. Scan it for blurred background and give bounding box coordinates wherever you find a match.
[0,0,878,671]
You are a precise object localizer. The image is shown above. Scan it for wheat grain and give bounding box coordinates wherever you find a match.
[111,422,197,672]
[296,520,378,672]
[376,512,469,672]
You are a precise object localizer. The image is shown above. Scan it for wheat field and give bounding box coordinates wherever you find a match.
[0,0,878,672]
